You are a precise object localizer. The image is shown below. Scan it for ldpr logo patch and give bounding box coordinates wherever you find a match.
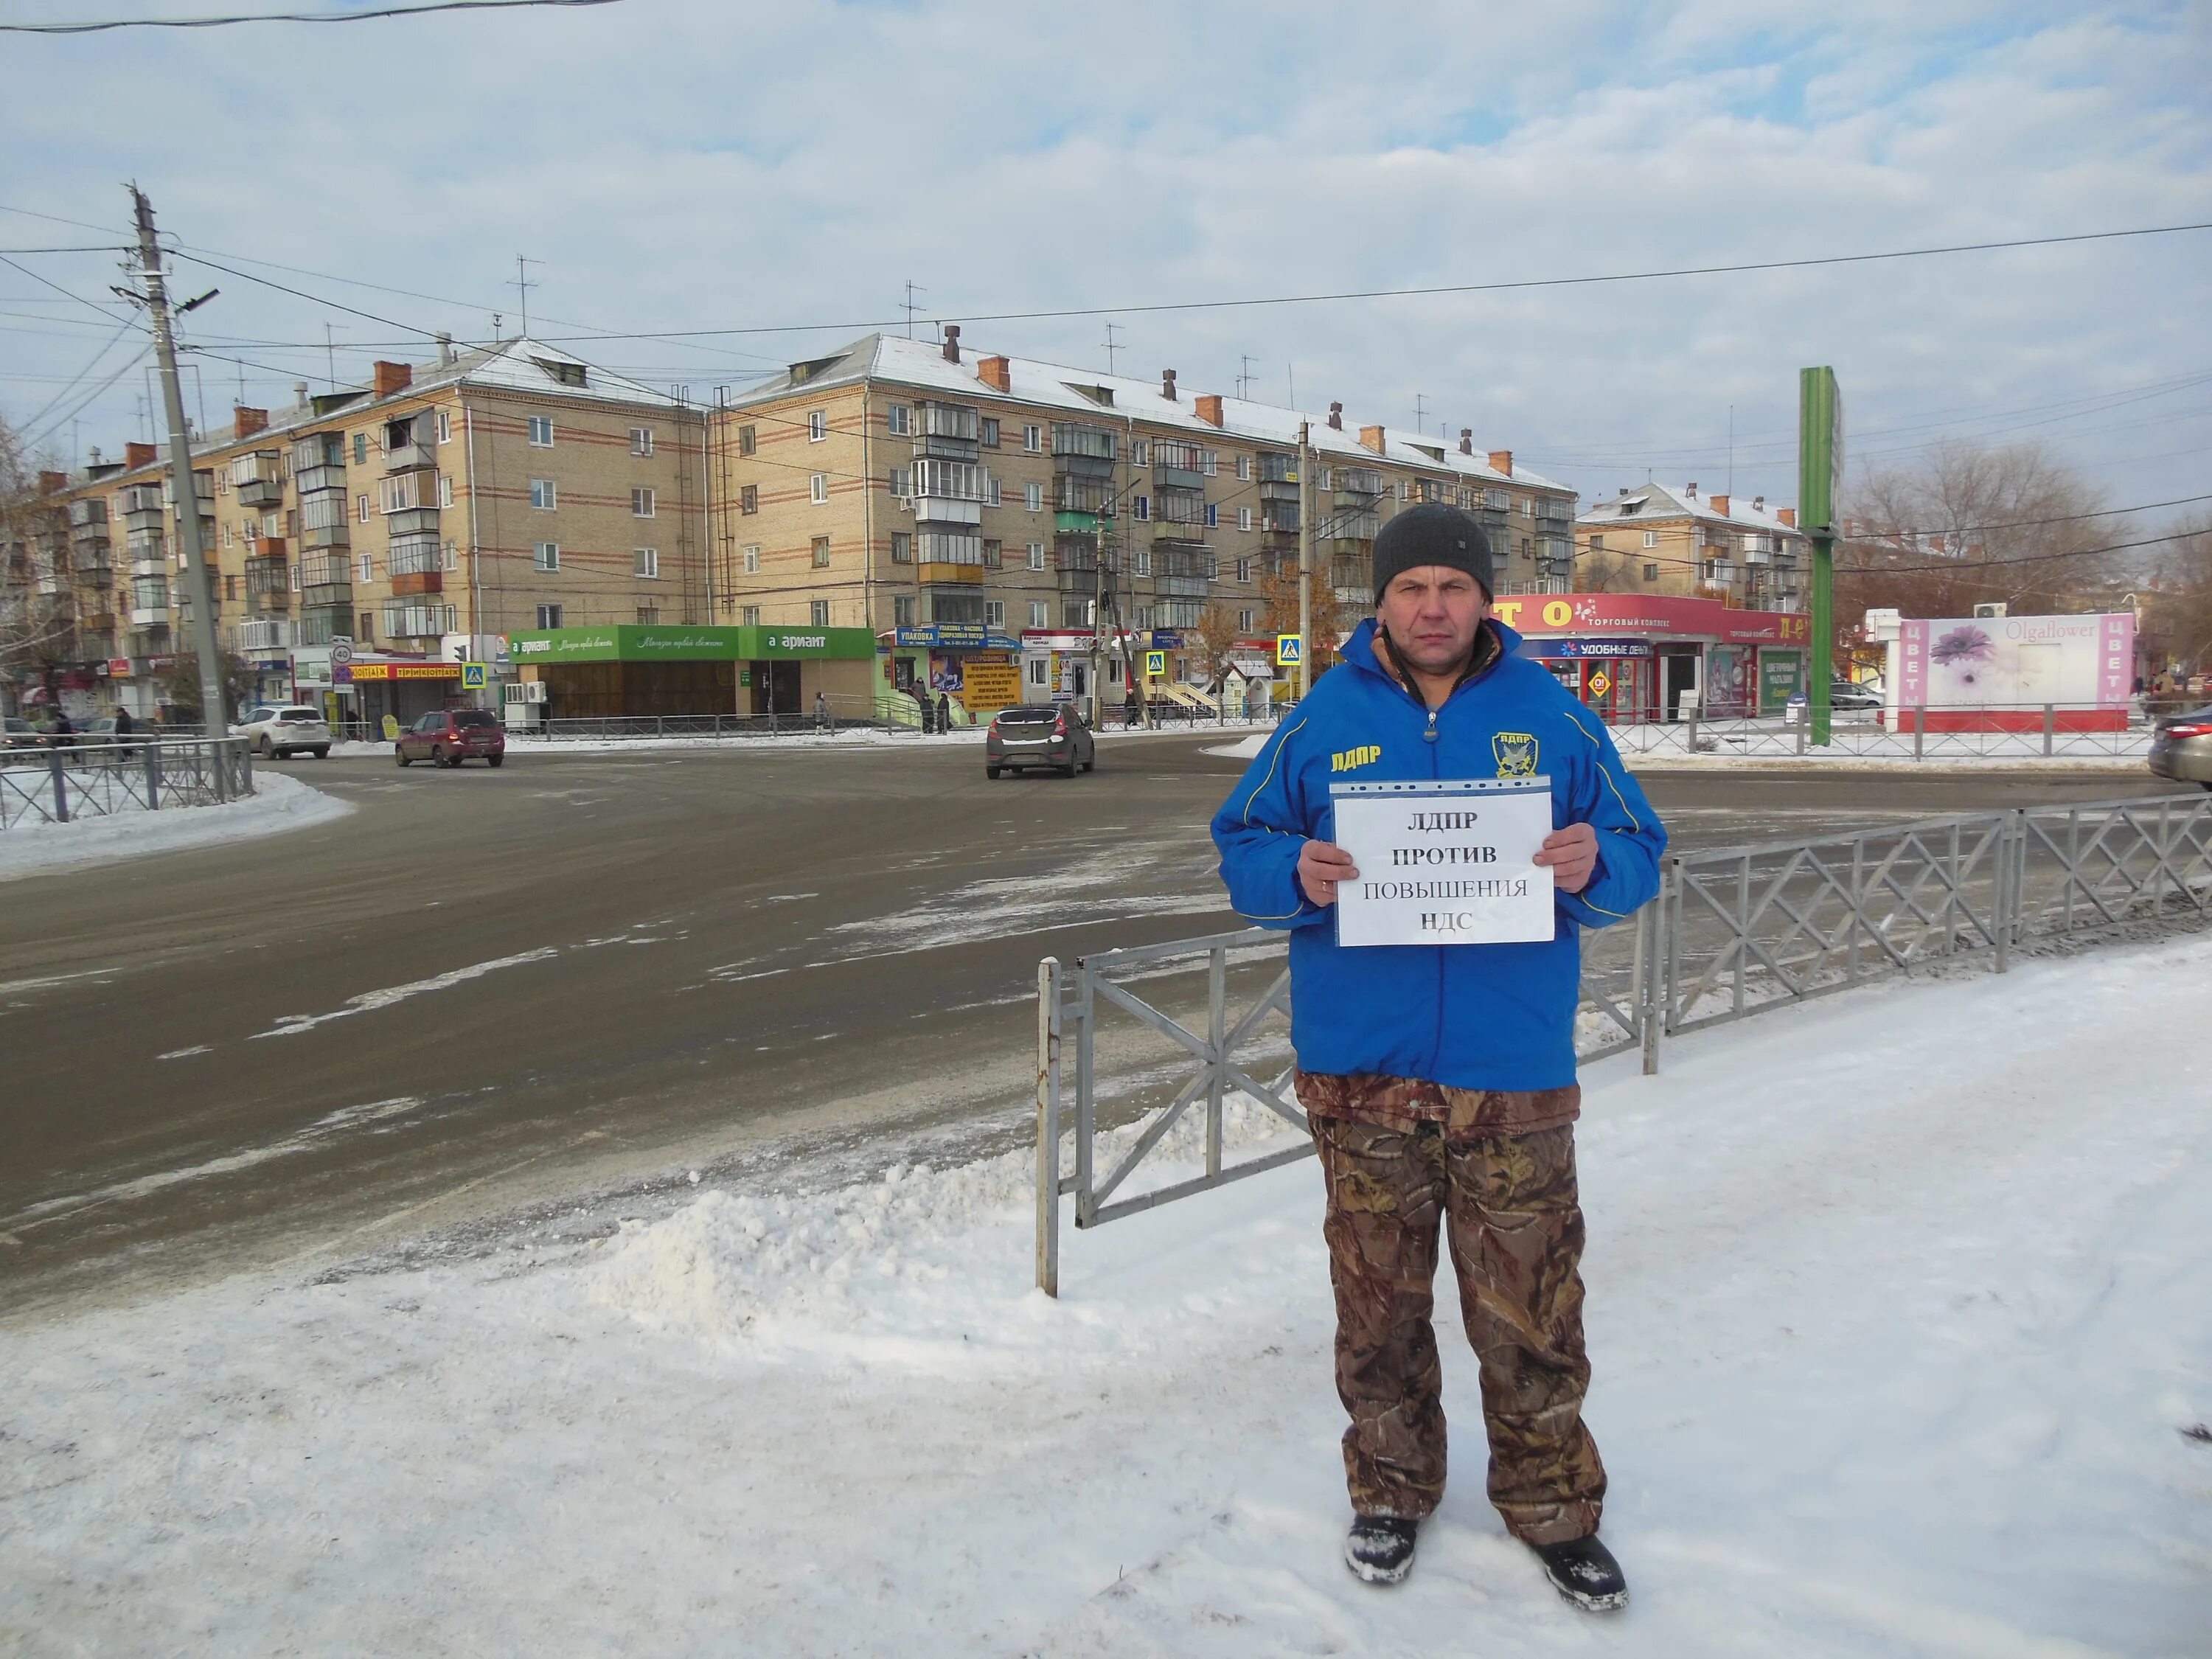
[1492,731,1538,778]
[1331,743,1382,773]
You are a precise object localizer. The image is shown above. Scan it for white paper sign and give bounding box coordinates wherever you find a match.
[1329,776,1557,947]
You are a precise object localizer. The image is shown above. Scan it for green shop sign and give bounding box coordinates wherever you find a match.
[507,624,874,663]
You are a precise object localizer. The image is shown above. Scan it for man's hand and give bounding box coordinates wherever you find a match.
[1534,821,1599,894]
[1297,839,1360,908]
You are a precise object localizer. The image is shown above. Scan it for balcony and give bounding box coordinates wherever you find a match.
[911,495,984,528]
[384,605,451,639]
[231,452,284,508]
[1153,487,1206,527]
[293,463,347,498]
[1154,463,1205,492]
[235,618,289,655]
[1051,422,1118,463]
[298,605,349,646]
[74,560,114,586]
[390,571,443,597]
[383,415,436,474]
[917,565,984,588]
[1154,574,1210,599]
[68,498,108,529]
[71,518,111,548]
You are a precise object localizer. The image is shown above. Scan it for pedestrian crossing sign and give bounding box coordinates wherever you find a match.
[1276,633,1303,667]
[462,662,487,689]
[1145,650,1167,678]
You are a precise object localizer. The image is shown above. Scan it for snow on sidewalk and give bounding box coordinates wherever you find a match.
[3,936,2208,1656]
[0,771,352,882]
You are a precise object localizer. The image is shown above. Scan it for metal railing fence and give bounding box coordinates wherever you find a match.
[1,737,254,830]
[1034,791,2211,1293]
[1608,703,2154,762]
[504,711,913,742]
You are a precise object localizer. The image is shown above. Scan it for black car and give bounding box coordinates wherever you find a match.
[986,703,1096,778]
[3,716,42,754]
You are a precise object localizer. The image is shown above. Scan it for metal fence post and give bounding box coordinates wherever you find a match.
[1074,961,1096,1226]
[1638,894,1663,1075]
[144,741,161,809]
[1036,958,1062,1297]
[1995,813,2017,973]
[237,737,252,796]
[2042,703,2056,757]
[1686,704,1700,754]
[1913,710,1924,762]
[49,748,69,824]
[1206,944,1226,1178]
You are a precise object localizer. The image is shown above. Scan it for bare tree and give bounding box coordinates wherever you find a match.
[1576,549,1635,594]
[0,413,80,712]
[1256,560,1355,678]
[2145,513,2212,681]
[1183,599,1242,695]
[1834,439,2130,657]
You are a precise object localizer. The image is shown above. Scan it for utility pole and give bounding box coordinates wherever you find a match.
[130,184,227,778]
[324,322,338,389]
[1297,420,1312,700]
[1799,366,1843,748]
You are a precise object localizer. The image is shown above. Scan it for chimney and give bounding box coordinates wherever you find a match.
[88,447,102,466]
[125,442,157,469]
[1194,393,1223,428]
[234,406,268,439]
[1710,493,1730,518]
[1327,401,1343,431]
[942,324,961,365]
[372,360,412,399]
[293,381,309,407]
[978,355,1011,393]
[1161,368,1178,401]
[1488,449,1512,477]
[1751,495,1764,511]
[1359,424,1385,454]
[1685,481,1697,498]
[1777,507,1796,528]
[1458,428,1474,456]
[38,470,66,495]
[437,332,454,366]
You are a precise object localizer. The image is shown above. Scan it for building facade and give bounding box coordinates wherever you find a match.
[1574,482,1809,612]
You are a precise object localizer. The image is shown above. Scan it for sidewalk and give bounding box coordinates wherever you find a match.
[0,771,351,882]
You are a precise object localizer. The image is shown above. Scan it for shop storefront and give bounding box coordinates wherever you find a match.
[344,658,464,732]
[507,623,877,719]
[884,622,1029,723]
[1493,594,1812,723]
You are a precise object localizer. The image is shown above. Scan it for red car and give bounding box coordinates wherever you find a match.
[395,708,507,768]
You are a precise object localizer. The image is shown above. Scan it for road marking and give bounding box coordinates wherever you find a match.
[157,1045,213,1060]
[251,947,562,1039]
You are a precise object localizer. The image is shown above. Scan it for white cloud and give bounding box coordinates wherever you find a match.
[0,0,2205,520]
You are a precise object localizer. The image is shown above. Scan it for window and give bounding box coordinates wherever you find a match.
[810,599,830,627]
[737,424,757,456]
[1643,529,1658,549]
[537,603,563,629]
[1132,438,1149,467]
[216,470,228,495]
[893,595,917,626]
[1239,608,1256,632]
[359,611,374,641]
[886,404,910,437]
[888,465,911,498]
[1643,563,1661,582]
[1520,538,1532,559]
[290,564,301,591]
[357,493,371,524]
[527,415,554,448]
[891,531,912,563]
[636,605,659,625]
[356,553,373,583]
[220,523,232,549]
[741,605,760,626]
[630,426,653,456]
[1026,655,1048,687]
[442,540,458,573]
[1237,506,1251,532]
[742,544,759,574]
[807,410,826,442]
[535,543,560,572]
[979,416,1000,448]
[1026,541,1045,571]
[982,539,1001,569]
[1134,606,1155,630]
[811,535,831,568]
[1023,481,1043,512]
[437,410,452,445]
[1204,504,1219,528]
[1235,453,1250,481]
[740,484,758,515]
[1135,548,1151,577]
[981,599,1006,630]
[1029,600,1048,628]
[633,547,658,578]
[439,475,455,509]
[530,478,557,510]
[1316,466,1332,490]
[810,473,828,504]
[352,432,367,465]
[987,477,1002,507]
[632,487,655,518]
[1133,495,1150,521]
[1588,534,1604,551]
[1201,451,1218,476]
[224,574,238,600]
[1023,423,1041,453]
[1235,557,1251,582]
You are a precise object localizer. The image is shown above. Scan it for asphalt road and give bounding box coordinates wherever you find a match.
[1,734,2188,1313]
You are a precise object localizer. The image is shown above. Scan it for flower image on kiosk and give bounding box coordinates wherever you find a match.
[1329,776,1557,947]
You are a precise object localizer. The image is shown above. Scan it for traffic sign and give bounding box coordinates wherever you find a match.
[1145,650,1166,678]
[461,662,488,690]
[330,636,354,668]
[1276,633,1303,667]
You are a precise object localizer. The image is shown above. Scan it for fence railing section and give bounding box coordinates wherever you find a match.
[1035,792,2211,1293]
[0,737,254,830]
[1607,703,2154,762]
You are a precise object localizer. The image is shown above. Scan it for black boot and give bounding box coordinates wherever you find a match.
[1530,1533,1628,1611]
[1343,1515,1419,1585]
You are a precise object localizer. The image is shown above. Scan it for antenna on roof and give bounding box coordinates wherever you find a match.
[1238,355,1256,399]
[1102,321,1122,375]
[1727,403,1734,497]
[512,255,540,338]
[902,280,927,340]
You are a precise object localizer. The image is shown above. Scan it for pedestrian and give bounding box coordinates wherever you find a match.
[813,689,831,733]
[47,708,77,766]
[935,689,952,733]
[1212,503,1666,1611]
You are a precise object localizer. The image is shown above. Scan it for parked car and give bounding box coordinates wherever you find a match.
[396,707,506,768]
[77,715,150,754]
[3,716,43,754]
[1786,682,1884,715]
[2147,705,2212,790]
[233,703,332,759]
[986,703,1096,778]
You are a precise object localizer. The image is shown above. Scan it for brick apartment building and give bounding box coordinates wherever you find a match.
[1573,481,1809,611]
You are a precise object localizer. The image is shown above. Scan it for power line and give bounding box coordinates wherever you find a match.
[0,202,125,237]
[1834,529,2188,574]
[0,0,626,34]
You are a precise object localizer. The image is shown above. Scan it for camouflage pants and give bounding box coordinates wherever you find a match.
[1311,1113,1604,1545]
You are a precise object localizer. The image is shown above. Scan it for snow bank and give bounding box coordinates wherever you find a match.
[0,771,352,881]
[4,935,2208,1655]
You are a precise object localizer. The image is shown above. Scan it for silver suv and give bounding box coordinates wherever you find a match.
[233,703,333,759]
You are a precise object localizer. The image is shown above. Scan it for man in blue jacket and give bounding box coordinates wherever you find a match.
[1211,503,1665,1609]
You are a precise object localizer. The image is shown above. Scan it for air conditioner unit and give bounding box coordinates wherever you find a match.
[503,682,528,705]
[1972,602,2007,619]
[524,679,547,704]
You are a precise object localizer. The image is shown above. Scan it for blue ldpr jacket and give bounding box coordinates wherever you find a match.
[1211,618,1666,1091]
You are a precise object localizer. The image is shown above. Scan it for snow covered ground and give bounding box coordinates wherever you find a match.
[322,718,1277,760]
[4,933,2207,1656]
[0,771,352,882]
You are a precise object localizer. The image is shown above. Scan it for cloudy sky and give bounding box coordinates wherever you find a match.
[3,0,2208,532]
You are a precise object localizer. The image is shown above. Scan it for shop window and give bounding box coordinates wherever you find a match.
[1026,656,1048,687]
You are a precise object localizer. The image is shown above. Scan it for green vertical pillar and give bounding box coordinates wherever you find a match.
[1798,366,1843,746]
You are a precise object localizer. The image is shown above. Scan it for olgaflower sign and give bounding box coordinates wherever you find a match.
[504,625,875,663]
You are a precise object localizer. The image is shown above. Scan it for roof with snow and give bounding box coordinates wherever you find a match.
[1576,482,1804,538]
[726,333,1573,495]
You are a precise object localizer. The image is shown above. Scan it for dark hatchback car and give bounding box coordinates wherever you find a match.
[986,703,1096,778]
[2147,704,2212,790]
[396,707,507,768]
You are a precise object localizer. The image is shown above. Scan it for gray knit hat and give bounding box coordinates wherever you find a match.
[1371,502,1495,602]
